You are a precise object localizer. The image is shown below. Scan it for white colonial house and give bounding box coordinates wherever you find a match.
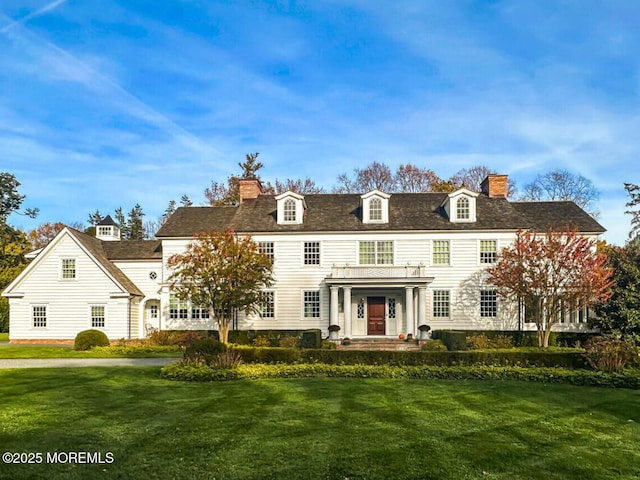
[2,175,605,343]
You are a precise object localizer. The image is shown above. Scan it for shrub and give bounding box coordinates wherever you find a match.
[321,340,337,350]
[74,329,110,351]
[147,329,172,346]
[431,331,468,351]
[209,350,244,369]
[583,337,638,373]
[300,329,322,349]
[421,340,448,352]
[253,336,271,347]
[279,336,300,348]
[493,335,514,349]
[467,334,514,350]
[466,334,493,350]
[183,337,227,365]
[171,330,206,348]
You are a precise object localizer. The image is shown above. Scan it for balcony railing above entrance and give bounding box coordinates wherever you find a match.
[330,264,426,279]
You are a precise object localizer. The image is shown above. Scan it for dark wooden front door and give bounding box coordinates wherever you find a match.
[367,297,386,335]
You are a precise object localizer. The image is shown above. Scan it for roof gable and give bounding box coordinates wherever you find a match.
[2,228,144,297]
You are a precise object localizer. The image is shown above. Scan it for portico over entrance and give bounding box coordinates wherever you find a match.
[326,265,433,339]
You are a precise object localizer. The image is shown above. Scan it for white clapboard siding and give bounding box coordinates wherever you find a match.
[9,233,133,340]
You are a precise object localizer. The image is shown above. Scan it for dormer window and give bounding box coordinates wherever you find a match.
[442,188,478,223]
[361,190,390,224]
[456,197,470,220]
[369,198,382,221]
[276,191,306,225]
[283,199,296,222]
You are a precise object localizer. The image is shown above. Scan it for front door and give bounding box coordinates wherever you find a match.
[367,296,386,335]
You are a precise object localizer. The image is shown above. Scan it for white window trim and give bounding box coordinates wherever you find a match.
[276,191,306,225]
[60,257,77,281]
[431,240,451,267]
[259,290,276,319]
[301,289,321,319]
[432,289,451,318]
[357,240,395,265]
[89,305,106,329]
[443,188,478,223]
[31,304,48,329]
[478,239,498,266]
[302,241,322,267]
[361,190,391,224]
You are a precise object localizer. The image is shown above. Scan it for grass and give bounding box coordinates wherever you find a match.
[0,368,638,479]
[0,345,181,358]
[0,332,8,341]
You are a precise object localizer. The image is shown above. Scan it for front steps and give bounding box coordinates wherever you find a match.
[337,338,422,351]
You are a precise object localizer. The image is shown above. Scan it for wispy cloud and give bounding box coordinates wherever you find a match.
[0,0,68,33]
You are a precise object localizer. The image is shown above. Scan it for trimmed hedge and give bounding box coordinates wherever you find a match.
[300,329,322,349]
[160,363,640,389]
[227,346,587,368]
[432,330,598,351]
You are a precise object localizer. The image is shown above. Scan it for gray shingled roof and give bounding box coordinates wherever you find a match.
[156,193,605,237]
[68,229,145,296]
[103,240,162,260]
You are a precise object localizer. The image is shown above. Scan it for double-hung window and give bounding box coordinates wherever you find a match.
[303,291,320,318]
[433,290,450,318]
[304,242,320,265]
[61,258,76,279]
[432,241,450,265]
[283,199,296,222]
[480,240,497,264]
[91,306,105,328]
[258,242,274,262]
[480,290,497,317]
[369,197,382,221]
[260,291,275,318]
[358,241,393,265]
[32,306,47,328]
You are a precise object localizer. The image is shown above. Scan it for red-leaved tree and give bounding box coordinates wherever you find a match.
[167,229,273,344]
[487,229,613,347]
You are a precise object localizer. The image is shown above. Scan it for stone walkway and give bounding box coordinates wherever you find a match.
[0,358,177,369]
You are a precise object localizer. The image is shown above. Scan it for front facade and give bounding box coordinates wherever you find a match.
[2,175,605,343]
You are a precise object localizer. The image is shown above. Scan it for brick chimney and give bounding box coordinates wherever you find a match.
[238,178,263,203]
[481,174,508,198]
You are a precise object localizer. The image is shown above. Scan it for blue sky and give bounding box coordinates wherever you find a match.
[1,0,639,244]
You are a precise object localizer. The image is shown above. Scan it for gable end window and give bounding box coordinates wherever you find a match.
[61,258,76,279]
[457,197,470,220]
[32,305,47,328]
[283,198,297,222]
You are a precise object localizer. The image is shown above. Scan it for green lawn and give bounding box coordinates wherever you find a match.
[0,368,638,479]
[0,332,8,342]
[0,346,180,358]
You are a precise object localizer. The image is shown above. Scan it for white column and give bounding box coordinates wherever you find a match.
[405,287,414,337]
[343,287,352,338]
[418,286,427,339]
[330,286,340,340]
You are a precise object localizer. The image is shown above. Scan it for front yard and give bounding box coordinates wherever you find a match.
[0,367,638,479]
